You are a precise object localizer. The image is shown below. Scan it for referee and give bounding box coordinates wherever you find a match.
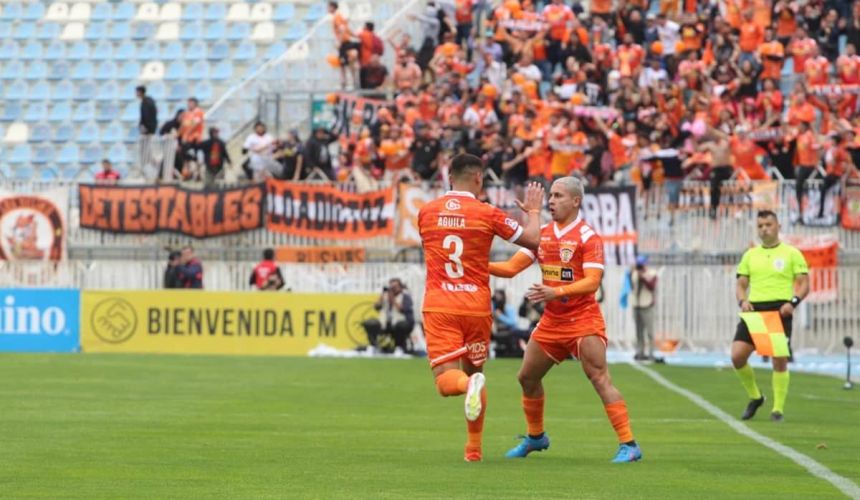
[732,210,809,422]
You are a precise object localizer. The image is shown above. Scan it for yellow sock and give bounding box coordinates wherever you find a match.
[734,364,762,400]
[772,371,790,413]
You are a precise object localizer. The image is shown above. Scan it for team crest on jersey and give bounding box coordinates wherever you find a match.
[773,258,785,272]
[559,242,577,263]
[445,198,461,211]
[504,218,519,230]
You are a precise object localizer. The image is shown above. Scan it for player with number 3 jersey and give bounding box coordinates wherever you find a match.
[418,153,544,462]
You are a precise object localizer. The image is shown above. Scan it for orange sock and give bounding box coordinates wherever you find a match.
[434,369,469,397]
[604,400,634,443]
[466,388,487,451]
[522,395,545,436]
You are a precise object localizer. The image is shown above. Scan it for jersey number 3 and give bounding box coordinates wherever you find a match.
[443,235,464,279]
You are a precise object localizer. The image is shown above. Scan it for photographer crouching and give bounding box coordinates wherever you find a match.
[362,278,415,355]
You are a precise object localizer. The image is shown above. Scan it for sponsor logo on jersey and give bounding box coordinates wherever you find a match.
[437,216,466,228]
[445,198,461,211]
[504,218,519,230]
[441,282,479,293]
[540,265,575,281]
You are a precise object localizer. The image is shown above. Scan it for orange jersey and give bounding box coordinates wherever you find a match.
[759,41,785,80]
[521,217,605,335]
[739,23,764,53]
[789,38,817,74]
[795,131,820,166]
[419,191,523,316]
[804,56,830,85]
[827,145,851,177]
[333,12,352,42]
[837,55,860,84]
[542,4,574,41]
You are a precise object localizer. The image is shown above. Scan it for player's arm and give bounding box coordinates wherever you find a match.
[511,181,545,250]
[736,275,753,311]
[526,268,603,303]
[489,249,535,278]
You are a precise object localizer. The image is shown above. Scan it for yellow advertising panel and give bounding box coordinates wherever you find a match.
[81,290,377,355]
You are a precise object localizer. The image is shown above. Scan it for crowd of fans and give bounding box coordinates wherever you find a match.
[321,0,860,220]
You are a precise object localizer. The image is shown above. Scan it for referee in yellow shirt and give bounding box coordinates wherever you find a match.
[732,210,809,422]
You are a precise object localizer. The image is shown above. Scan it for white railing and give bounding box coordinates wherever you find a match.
[1,261,856,355]
[136,134,179,182]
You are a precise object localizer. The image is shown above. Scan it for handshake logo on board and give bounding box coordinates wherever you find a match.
[91,298,137,344]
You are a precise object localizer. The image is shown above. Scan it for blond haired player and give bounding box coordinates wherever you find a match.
[489,176,642,463]
[419,153,544,462]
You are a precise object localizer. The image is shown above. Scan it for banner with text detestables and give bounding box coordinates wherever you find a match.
[80,290,377,355]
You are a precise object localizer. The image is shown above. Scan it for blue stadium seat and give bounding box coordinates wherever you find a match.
[125,125,140,143]
[284,23,307,41]
[93,40,114,59]
[67,42,90,60]
[9,145,31,165]
[148,80,166,100]
[86,22,108,40]
[186,40,207,59]
[0,23,11,40]
[121,101,138,122]
[61,166,81,179]
[169,82,189,99]
[38,23,61,40]
[3,61,24,80]
[96,102,119,122]
[109,144,128,164]
[23,41,43,59]
[25,102,48,122]
[234,40,257,61]
[183,3,203,21]
[2,101,23,120]
[53,80,74,100]
[226,23,250,41]
[39,167,58,181]
[29,81,51,101]
[0,40,17,59]
[13,22,35,40]
[204,21,226,41]
[14,166,36,181]
[28,61,48,80]
[165,61,187,80]
[205,3,226,21]
[113,2,135,21]
[111,22,132,41]
[0,3,23,21]
[77,122,100,143]
[50,62,71,80]
[29,122,52,143]
[32,145,55,165]
[116,41,137,60]
[163,41,184,60]
[119,61,141,80]
[57,144,80,165]
[76,81,97,101]
[133,23,156,40]
[53,123,74,142]
[96,81,120,101]
[266,42,287,59]
[74,103,97,124]
[49,102,72,122]
[45,40,66,61]
[304,3,325,21]
[102,122,123,142]
[138,40,159,59]
[72,61,94,80]
[91,2,112,21]
[212,60,232,80]
[81,144,101,165]
[210,42,230,60]
[181,22,204,41]
[273,3,295,21]
[22,2,46,21]
[190,60,211,78]
[95,61,119,80]
[6,81,26,101]
[195,81,213,101]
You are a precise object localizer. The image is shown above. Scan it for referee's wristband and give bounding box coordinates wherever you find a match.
[790,296,802,307]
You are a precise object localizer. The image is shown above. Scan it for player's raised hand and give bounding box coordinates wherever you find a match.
[526,283,557,304]
[515,182,545,214]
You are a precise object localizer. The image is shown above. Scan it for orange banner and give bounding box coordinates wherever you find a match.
[78,184,264,238]
[843,185,860,231]
[275,246,366,263]
[265,180,395,240]
[396,184,438,247]
[783,234,839,303]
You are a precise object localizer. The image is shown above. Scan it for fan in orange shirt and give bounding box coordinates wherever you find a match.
[758,31,785,81]
[329,1,359,88]
[819,133,856,217]
[489,176,642,463]
[793,121,822,218]
[787,92,817,126]
[787,28,817,75]
[738,11,765,54]
[731,133,768,180]
[419,154,544,462]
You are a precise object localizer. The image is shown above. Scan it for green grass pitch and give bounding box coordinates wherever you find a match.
[0,354,857,499]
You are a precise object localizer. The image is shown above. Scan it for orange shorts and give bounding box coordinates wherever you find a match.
[423,312,493,368]
[531,318,607,364]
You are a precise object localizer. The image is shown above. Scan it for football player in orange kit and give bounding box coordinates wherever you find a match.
[489,176,642,463]
[418,153,545,462]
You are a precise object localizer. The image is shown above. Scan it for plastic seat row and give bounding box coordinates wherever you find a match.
[3,79,214,103]
[0,60,233,82]
[0,39,280,61]
[4,143,131,166]
[0,2,300,23]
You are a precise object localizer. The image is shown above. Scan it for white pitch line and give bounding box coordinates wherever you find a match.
[631,363,860,500]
